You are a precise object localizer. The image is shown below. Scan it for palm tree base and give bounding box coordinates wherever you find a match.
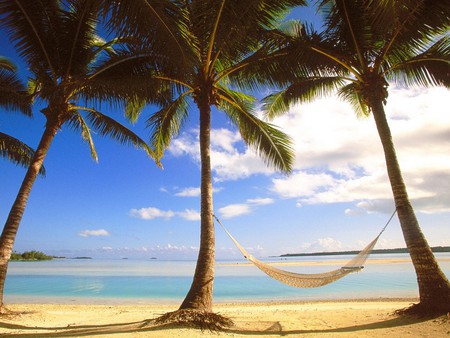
[151,308,234,331]
[0,305,18,317]
[395,301,450,317]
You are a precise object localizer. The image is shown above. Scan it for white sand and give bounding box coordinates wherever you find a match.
[1,299,449,337]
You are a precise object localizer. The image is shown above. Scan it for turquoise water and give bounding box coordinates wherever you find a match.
[4,253,450,304]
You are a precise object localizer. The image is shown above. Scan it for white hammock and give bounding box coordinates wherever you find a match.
[214,212,395,288]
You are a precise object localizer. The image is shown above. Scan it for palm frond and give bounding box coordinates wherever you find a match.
[75,107,157,163]
[230,19,351,92]
[147,92,191,161]
[66,109,99,162]
[317,0,374,69]
[125,96,146,124]
[262,76,346,119]
[337,83,369,118]
[0,0,61,79]
[80,49,176,109]
[103,0,190,63]
[0,131,45,175]
[0,56,16,72]
[217,87,294,173]
[368,0,450,58]
[261,89,291,120]
[63,0,100,78]
[385,35,450,88]
[190,0,305,71]
[0,67,32,115]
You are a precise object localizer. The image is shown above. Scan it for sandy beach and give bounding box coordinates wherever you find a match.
[1,299,449,337]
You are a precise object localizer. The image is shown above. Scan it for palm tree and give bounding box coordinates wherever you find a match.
[0,0,162,312]
[259,0,450,315]
[0,57,44,173]
[107,0,302,326]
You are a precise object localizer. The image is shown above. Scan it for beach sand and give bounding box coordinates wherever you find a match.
[1,299,449,337]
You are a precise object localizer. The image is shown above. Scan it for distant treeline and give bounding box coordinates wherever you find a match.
[280,246,450,257]
[10,250,54,261]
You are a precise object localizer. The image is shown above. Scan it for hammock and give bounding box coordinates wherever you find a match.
[214,211,396,288]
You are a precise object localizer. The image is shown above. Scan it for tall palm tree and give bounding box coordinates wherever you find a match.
[0,0,162,312]
[258,0,450,315]
[107,0,302,325]
[0,57,44,173]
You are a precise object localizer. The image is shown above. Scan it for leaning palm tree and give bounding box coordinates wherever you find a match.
[0,0,162,312]
[258,0,450,315]
[0,57,43,173]
[107,0,302,326]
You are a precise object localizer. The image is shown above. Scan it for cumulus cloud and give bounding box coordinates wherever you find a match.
[246,198,274,205]
[299,237,343,253]
[175,187,201,197]
[164,86,450,215]
[217,197,275,219]
[268,86,450,214]
[168,129,273,182]
[218,204,251,219]
[78,229,110,237]
[129,207,175,220]
[129,207,201,221]
[174,186,223,197]
[177,209,201,221]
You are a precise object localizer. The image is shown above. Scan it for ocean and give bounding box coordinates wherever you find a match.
[4,253,450,304]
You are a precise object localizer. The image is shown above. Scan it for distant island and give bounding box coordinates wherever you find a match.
[10,250,54,261]
[280,246,450,257]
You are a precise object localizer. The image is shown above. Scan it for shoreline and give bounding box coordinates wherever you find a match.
[4,295,420,306]
[1,298,448,337]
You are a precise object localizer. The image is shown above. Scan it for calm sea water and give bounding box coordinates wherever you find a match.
[4,253,450,304]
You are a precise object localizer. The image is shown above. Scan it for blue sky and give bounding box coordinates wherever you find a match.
[1,5,450,260]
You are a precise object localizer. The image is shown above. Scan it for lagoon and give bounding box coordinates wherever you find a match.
[5,253,450,304]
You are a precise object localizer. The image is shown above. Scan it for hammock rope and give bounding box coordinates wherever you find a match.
[214,210,396,288]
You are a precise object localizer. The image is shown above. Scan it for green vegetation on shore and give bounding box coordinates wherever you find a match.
[10,251,54,261]
[280,246,450,258]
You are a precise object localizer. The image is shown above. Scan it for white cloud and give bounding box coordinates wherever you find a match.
[268,86,450,214]
[271,171,337,199]
[168,128,273,182]
[211,128,241,152]
[218,204,252,219]
[129,207,200,222]
[129,207,175,220]
[175,186,223,197]
[166,86,450,215]
[177,209,201,221]
[246,197,274,205]
[168,130,199,159]
[78,229,110,237]
[217,197,275,219]
[299,237,343,253]
[175,187,201,197]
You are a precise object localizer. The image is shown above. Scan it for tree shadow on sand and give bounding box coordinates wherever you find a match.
[0,312,444,337]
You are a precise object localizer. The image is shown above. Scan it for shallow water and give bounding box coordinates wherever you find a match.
[5,253,449,304]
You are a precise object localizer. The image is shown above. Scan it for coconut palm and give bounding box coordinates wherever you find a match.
[0,57,43,173]
[107,0,302,326]
[0,0,162,312]
[258,0,450,315]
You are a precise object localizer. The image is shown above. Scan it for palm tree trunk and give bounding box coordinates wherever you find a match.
[0,123,58,311]
[371,100,450,312]
[179,102,215,311]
